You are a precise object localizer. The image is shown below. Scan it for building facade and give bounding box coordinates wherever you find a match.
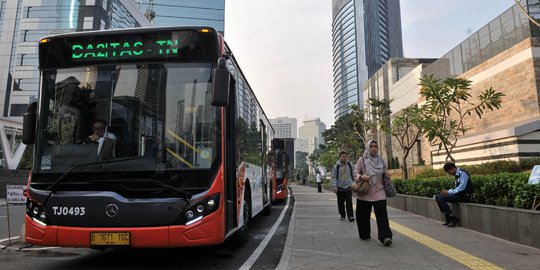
[269,117,297,139]
[0,0,149,169]
[366,0,540,168]
[298,118,326,155]
[331,0,403,120]
[363,58,435,168]
[137,0,225,33]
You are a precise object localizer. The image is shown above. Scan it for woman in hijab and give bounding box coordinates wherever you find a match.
[353,140,393,246]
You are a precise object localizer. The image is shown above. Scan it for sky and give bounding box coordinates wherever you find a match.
[224,0,516,130]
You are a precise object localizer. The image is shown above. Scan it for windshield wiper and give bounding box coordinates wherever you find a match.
[43,157,192,204]
[43,157,144,204]
[129,178,191,202]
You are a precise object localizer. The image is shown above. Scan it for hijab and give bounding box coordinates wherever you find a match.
[363,140,385,185]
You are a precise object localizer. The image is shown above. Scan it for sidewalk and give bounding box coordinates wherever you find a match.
[279,184,540,270]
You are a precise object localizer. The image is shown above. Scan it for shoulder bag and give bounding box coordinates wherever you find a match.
[352,158,370,196]
[382,173,397,197]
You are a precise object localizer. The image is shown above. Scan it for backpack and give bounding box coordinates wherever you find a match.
[335,162,354,180]
[456,168,474,196]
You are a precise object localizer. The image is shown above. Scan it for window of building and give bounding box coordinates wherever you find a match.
[83,17,93,29]
[10,104,27,117]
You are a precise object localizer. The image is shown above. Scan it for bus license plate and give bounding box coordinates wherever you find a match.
[90,232,130,246]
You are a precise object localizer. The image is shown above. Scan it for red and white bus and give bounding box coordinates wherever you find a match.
[269,138,293,202]
[22,26,274,248]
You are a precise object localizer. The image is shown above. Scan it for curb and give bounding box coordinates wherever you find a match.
[276,187,296,270]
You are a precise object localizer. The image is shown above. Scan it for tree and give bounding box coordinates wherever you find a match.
[295,151,309,180]
[351,99,393,163]
[321,113,364,160]
[419,75,505,163]
[388,106,424,179]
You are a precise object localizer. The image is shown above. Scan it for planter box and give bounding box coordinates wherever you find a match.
[388,194,540,249]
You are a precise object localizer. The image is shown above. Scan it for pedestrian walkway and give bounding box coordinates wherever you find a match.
[278,184,540,270]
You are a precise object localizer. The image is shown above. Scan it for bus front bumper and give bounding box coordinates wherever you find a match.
[25,213,225,248]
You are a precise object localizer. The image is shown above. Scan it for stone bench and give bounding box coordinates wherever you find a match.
[387,194,540,249]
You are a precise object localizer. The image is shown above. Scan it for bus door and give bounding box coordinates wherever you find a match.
[225,77,237,234]
[260,120,269,206]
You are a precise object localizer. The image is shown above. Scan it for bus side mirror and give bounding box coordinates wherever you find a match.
[212,57,230,107]
[22,101,37,145]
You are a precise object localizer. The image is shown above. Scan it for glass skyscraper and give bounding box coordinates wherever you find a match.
[332,0,403,119]
[0,0,149,169]
[137,0,225,33]
[0,0,149,118]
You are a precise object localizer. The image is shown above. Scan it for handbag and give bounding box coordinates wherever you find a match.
[382,173,397,197]
[352,157,370,196]
[352,180,369,195]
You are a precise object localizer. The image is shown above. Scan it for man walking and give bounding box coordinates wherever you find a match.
[316,171,322,193]
[435,162,474,227]
[331,152,355,222]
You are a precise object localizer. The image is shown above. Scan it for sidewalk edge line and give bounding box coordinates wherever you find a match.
[239,189,291,270]
[276,188,296,270]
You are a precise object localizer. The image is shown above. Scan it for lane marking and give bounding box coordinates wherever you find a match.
[351,203,503,269]
[20,246,60,251]
[388,219,504,270]
[0,236,20,243]
[239,191,291,270]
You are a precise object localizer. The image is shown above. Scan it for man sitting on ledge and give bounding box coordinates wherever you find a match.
[435,162,474,227]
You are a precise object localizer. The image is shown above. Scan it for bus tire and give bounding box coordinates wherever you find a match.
[229,186,251,247]
[261,200,272,216]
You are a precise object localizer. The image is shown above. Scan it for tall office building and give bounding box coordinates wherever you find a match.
[137,0,225,33]
[269,117,297,139]
[332,0,403,119]
[0,0,149,169]
[298,118,326,155]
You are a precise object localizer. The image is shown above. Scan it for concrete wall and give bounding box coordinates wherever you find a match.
[388,194,540,249]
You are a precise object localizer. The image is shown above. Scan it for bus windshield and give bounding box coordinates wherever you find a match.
[35,63,219,175]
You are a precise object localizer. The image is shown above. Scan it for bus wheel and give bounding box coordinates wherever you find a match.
[262,186,272,216]
[229,189,251,247]
[261,200,272,216]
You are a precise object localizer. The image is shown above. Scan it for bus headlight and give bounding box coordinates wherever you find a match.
[179,193,220,226]
[207,199,216,209]
[26,199,50,225]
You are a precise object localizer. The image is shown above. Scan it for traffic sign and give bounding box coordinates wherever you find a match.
[6,184,27,204]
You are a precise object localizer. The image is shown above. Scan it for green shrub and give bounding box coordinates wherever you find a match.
[393,172,540,209]
[414,167,446,178]
[414,159,539,179]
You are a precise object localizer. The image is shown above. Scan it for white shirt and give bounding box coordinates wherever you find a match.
[316,173,322,183]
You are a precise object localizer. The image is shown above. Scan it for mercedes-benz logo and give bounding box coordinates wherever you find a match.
[106,204,119,218]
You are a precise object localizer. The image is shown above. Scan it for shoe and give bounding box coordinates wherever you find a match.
[382,238,392,246]
[349,218,355,222]
[442,216,450,226]
[448,216,459,227]
[340,217,345,221]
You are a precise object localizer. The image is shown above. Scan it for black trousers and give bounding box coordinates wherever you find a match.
[317,182,322,192]
[356,199,392,242]
[336,189,354,219]
[435,194,468,216]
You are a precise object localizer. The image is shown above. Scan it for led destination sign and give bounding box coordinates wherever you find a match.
[71,39,183,61]
[39,28,221,69]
